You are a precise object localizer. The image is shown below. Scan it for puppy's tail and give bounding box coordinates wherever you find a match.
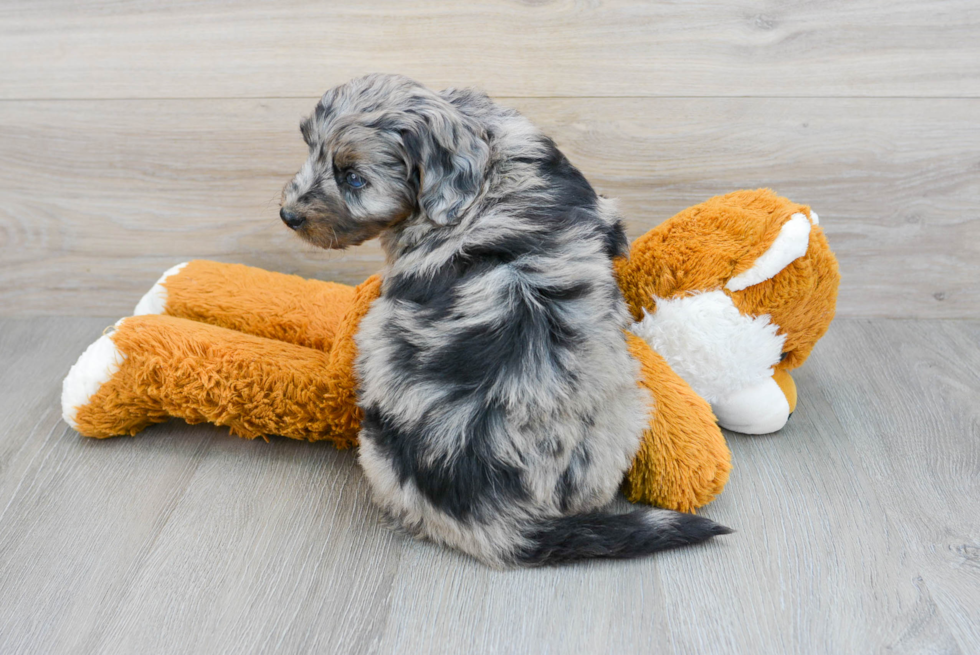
[514,508,731,566]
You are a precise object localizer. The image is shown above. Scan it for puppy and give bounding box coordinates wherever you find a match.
[281,74,729,566]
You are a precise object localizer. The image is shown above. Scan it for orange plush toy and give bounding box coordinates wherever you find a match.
[61,189,838,513]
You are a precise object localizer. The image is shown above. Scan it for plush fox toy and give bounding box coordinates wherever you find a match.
[61,189,838,512]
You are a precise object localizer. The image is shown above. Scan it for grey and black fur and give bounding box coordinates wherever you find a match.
[281,74,729,567]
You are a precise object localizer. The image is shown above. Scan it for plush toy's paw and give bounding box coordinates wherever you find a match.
[624,419,731,513]
[61,323,128,431]
[61,318,169,438]
[623,335,732,512]
[133,262,188,315]
[711,369,797,435]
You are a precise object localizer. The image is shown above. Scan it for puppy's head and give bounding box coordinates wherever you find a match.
[280,74,489,249]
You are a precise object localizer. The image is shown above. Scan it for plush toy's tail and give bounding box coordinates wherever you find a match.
[514,508,730,566]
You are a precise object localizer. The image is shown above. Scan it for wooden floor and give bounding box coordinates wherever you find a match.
[2,1,979,653]
[1,317,978,654]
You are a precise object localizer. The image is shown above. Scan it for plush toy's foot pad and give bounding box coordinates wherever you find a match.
[712,373,794,435]
[623,335,732,512]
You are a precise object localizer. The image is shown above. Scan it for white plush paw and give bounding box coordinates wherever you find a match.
[711,376,791,435]
[133,262,188,315]
[61,322,128,429]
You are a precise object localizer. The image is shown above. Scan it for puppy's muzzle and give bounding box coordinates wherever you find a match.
[280,208,306,230]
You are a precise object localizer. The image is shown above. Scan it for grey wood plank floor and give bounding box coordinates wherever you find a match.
[0,317,977,654]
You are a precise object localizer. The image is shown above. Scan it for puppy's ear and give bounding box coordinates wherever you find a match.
[299,117,315,149]
[402,113,489,226]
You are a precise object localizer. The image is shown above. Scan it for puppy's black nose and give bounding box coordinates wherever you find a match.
[280,208,306,230]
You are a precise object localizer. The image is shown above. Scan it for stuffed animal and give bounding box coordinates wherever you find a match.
[618,188,838,435]
[61,189,838,513]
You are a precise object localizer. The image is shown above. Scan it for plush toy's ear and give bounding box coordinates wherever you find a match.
[400,112,489,226]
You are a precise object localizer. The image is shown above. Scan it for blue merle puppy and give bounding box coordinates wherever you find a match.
[280,74,729,567]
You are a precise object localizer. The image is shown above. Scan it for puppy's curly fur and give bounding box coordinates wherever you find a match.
[281,74,728,566]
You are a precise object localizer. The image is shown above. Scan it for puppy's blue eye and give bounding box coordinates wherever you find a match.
[345,171,366,188]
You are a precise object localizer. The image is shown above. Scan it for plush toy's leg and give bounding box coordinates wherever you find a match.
[134,260,357,352]
[622,334,731,512]
[61,314,362,446]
